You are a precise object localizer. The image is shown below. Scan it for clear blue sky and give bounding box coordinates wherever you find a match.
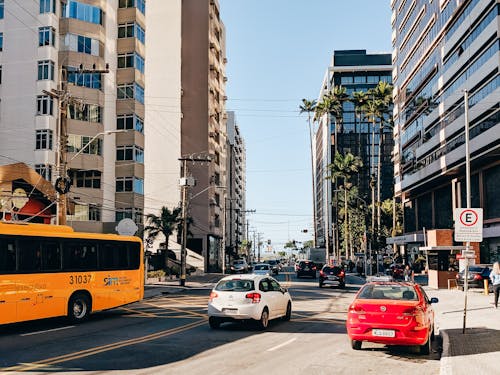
[219,0,392,252]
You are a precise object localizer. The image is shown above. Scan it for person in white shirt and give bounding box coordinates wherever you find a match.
[489,262,500,309]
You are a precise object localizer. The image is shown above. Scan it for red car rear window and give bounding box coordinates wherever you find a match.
[358,285,418,301]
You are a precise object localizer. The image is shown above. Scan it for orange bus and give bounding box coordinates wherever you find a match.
[0,222,144,325]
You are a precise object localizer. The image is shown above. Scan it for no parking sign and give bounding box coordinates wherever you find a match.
[454,208,483,242]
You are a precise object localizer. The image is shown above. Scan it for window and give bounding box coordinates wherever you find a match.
[62,1,103,25]
[36,95,54,115]
[118,23,145,44]
[37,60,55,80]
[39,27,55,47]
[61,34,100,56]
[68,103,102,123]
[63,241,98,270]
[115,208,143,225]
[67,66,102,89]
[35,129,53,150]
[69,169,101,188]
[116,177,144,194]
[116,145,144,163]
[117,114,144,133]
[0,33,3,51]
[0,239,16,273]
[117,83,144,104]
[119,0,145,14]
[67,204,101,222]
[0,65,2,84]
[67,134,102,156]
[35,164,52,181]
[40,0,55,14]
[117,53,145,74]
[354,76,366,84]
[0,0,4,19]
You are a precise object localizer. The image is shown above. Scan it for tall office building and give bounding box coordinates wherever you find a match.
[0,0,146,233]
[225,111,247,262]
[315,50,393,252]
[391,0,500,262]
[146,0,229,272]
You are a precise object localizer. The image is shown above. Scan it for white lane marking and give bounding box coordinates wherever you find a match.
[267,337,297,352]
[21,326,75,336]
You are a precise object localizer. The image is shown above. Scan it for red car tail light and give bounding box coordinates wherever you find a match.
[473,274,482,280]
[245,292,261,303]
[339,270,345,277]
[456,274,460,279]
[209,291,218,302]
[348,305,365,313]
[312,266,317,270]
[319,270,325,277]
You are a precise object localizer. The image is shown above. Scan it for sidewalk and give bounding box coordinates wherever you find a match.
[426,287,500,375]
[144,273,223,299]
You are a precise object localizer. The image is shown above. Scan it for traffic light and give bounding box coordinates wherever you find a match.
[267,239,271,245]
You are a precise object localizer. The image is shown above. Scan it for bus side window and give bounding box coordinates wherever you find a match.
[63,241,98,271]
[128,243,140,270]
[18,239,41,272]
[0,238,17,273]
[99,242,127,270]
[41,241,61,271]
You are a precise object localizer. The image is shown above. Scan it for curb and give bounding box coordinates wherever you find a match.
[439,329,452,375]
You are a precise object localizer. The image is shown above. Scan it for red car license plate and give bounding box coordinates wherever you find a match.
[372,329,395,337]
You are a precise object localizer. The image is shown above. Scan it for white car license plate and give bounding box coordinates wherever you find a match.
[222,308,237,314]
[372,329,395,337]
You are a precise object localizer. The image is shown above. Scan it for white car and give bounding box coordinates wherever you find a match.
[207,274,292,329]
[252,263,273,276]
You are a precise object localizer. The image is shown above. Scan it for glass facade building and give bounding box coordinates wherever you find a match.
[391,0,500,263]
[315,50,393,252]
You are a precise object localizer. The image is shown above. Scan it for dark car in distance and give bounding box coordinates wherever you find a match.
[230,259,249,274]
[456,265,492,290]
[319,265,345,288]
[296,260,317,279]
[266,259,280,275]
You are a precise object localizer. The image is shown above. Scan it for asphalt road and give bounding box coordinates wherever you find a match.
[0,268,441,374]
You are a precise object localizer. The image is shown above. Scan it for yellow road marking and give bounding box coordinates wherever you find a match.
[142,301,206,318]
[2,319,206,372]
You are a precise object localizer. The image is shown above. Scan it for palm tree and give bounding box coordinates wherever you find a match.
[350,90,368,187]
[316,86,348,256]
[363,93,384,246]
[299,98,318,248]
[327,152,363,260]
[372,81,393,243]
[144,206,183,267]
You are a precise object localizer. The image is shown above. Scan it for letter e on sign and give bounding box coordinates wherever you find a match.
[454,208,483,242]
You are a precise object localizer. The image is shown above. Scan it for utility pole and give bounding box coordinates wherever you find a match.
[178,155,212,286]
[45,64,109,225]
[463,89,471,334]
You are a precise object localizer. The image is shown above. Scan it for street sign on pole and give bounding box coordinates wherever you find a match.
[454,208,483,242]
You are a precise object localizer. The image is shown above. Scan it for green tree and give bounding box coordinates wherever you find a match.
[303,239,314,249]
[144,206,183,249]
[316,86,349,255]
[299,98,318,247]
[371,81,393,246]
[327,152,363,260]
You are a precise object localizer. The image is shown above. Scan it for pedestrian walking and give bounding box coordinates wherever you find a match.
[403,264,414,282]
[489,261,500,309]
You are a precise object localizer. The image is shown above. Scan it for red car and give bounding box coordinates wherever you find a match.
[346,282,438,354]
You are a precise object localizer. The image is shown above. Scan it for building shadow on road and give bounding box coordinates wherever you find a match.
[442,327,500,357]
